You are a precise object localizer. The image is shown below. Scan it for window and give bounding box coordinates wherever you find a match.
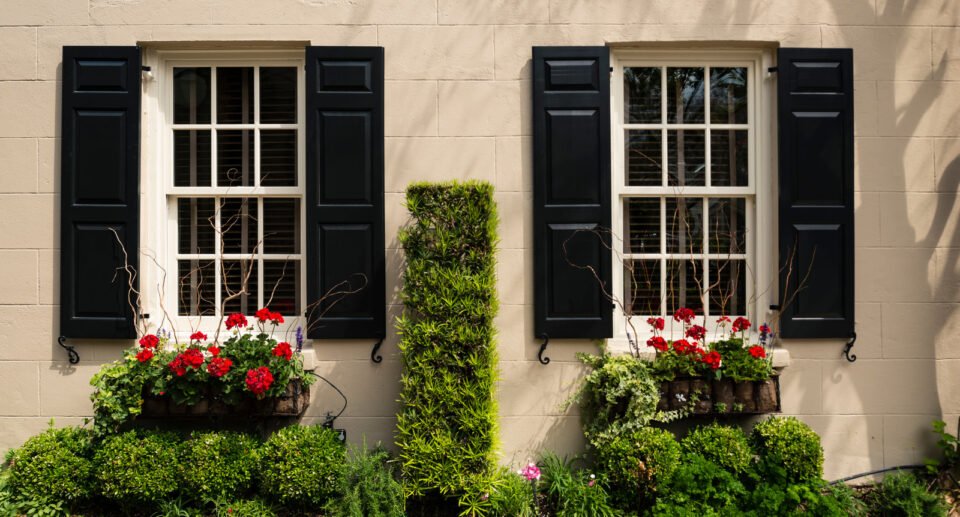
[611,51,772,338]
[155,53,305,326]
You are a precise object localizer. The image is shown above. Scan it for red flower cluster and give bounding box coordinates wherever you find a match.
[245,366,274,396]
[646,336,668,352]
[732,317,751,333]
[190,331,208,342]
[686,324,707,341]
[256,307,285,325]
[646,317,665,331]
[168,348,205,377]
[716,315,731,326]
[272,342,292,361]
[671,338,694,354]
[136,349,154,363]
[673,307,696,324]
[139,334,159,349]
[207,356,233,377]
[749,345,766,359]
[225,313,248,330]
[207,345,221,357]
[702,351,722,370]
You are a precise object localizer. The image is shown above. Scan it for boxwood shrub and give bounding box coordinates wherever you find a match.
[257,424,345,508]
[681,423,753,475]
[395,182,499,500]
[94,430,181,505]
[180,431,260,501]
[5,425,93,505]
[751,416,823,483]
[595,427,680,510]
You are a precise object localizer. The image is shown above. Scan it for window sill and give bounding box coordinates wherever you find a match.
[605,337,791,369]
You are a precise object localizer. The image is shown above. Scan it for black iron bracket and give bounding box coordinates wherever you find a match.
[842,332,857,363]
[767,66,778,73]
[537,333,550,365]
[371,338,383,364]
[57,336,80,365]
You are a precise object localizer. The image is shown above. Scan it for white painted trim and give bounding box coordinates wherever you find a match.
[610,48,776,346]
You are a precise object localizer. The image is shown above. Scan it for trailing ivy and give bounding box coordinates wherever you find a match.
[395,182,499,507]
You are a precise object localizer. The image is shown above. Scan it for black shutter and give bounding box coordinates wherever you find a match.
[305,47,385,339]
[777,48,854,339]
[532,47,612,339]
[60,46,140,340]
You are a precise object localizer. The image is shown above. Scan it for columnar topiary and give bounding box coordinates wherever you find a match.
[395,181,499,500]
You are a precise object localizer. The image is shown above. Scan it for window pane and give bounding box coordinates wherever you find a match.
[710,259,745,317]
[624,198,660,254]
[218,130,253,187]
[221,198,258,254]
[666,198,703,254]
[177,198,215,254]
[216,67,254,124]
[667,259,703,315]
[708,198,746,255]
[178,260,215,316]
[264,260,300,315]
[624,67,661,124]
[667,67,704,124]
[221,260,258,315]
[260,130,297,186]
[667,129,705,186]
[173,130,211,187]
[710,130,748,187]
[624,259,660,315]
[173,67,211,125]
[260,67,297,124]
[710,67,747,125]
[263,198,300,254]
[625,130,662,186]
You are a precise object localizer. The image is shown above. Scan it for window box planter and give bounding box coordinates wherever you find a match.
[139,379,310,419]
[656,375,780,415]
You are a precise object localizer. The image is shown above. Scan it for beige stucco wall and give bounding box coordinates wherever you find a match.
[1,0,959,481]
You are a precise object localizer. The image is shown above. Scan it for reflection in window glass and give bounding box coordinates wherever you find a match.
[173,67,210,125]
[667,67,704,124]
[625,260,661,316]
[624,67,661,124]
[710,67,748,125]
[625,130,662,186]
[667,130,705,186]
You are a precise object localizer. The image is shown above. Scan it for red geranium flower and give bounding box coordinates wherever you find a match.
[136,349,154,363]
[245,366,274,396]
[190,331,208,342]
[716,315,732,326]
[138,334,159,349]
[673,307,696,324]
[686,325,707,341]
[168,356,187,377]
[732,317,752,333]
[646,336,668,352]
[207,345,221,357]
[181,347,205,369]
[646,317,665,331]
[225,313,248,330]
[672,339,693,354]
[255,307,272,322]
[270,311,284,324]
[749,345,766,359]
[701,351,722,370]
[272,342,293,361]
[207,357,233,378]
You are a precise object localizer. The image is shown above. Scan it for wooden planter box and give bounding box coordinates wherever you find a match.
[139,379,310,420]
[656,376,780,415]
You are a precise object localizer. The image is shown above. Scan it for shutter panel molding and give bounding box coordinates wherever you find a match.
[305,46,385,340]
[777,48,855,339]
[532,46,613,339]
[60,46,141,340]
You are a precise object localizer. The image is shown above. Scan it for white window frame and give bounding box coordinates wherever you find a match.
[609,48,777,349]
[141,49,306,340]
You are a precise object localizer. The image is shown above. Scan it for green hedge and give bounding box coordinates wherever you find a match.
[395,181,499,501]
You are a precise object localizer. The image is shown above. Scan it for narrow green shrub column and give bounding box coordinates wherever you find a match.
[395,181,499,501]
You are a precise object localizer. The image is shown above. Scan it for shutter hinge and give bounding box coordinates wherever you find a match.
[842,331,857,363]
[57,336,80,365]
[767,66,778,73]
[537,333,551,365]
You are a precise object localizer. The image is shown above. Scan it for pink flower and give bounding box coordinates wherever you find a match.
[520,463,541,481]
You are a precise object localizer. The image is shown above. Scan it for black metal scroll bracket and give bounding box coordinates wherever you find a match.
[57,336,80,365]
[842,332,857,363]
[538,334,551,365]
[371,338,384,364]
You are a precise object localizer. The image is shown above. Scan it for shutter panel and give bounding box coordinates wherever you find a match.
[60,46,140,340]
[777,48,854,339]
[305,47,385,339]
[532,47,612,339]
